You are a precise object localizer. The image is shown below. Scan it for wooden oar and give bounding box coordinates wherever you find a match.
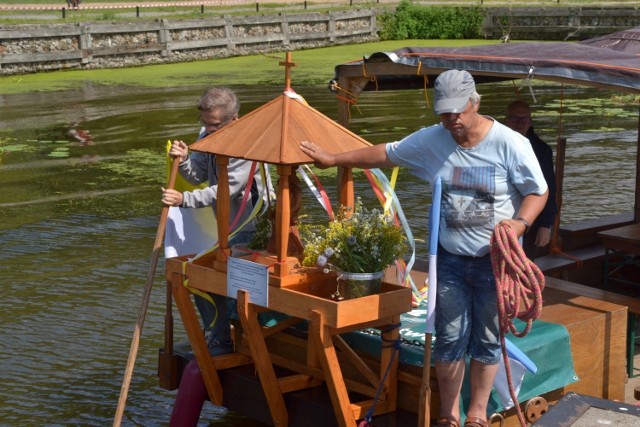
[418,334,432,427]
[113,159,180,427]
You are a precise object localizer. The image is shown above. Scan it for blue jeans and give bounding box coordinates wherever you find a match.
[194,230,254,342]
[433,247,500,365]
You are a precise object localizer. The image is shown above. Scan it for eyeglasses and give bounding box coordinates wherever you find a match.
[197,117,229,130]
[506,115,531,123]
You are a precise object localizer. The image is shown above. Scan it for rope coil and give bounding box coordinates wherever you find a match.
[490,222,545,427]
[490,223,545,337]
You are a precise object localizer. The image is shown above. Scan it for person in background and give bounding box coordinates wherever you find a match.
[162,87,268,355]
[300,70,548,427]
[506,100,558,259]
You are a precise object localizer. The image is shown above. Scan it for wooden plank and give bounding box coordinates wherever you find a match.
[598,223,640,254]
[545,276,640,315]
[237,290,289,426]
[309,309,356,427]
[534,245,606,274]
[559,212,634,238]
[0,51,83,64]
[167,39,229,50]
[540,286,627,401]
[171,273,225,405]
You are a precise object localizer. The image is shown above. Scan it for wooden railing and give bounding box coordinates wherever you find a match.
[0,9,378,74]
[2,6,640,75]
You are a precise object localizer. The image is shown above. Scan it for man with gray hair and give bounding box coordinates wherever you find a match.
[162,87,268,356]
[301,70,548,427]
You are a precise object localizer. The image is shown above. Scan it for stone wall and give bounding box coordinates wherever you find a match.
[483,6,640,41]
[2,6,640,75]
[0,9,378,75]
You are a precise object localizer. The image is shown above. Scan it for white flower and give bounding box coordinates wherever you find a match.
[317,255,328,267]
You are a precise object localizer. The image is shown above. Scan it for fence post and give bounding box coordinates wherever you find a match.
[256,3,259,12]
[62,7,66,19]
[304,1,307,10]
[201,5,204,14]
[136,6,140,18]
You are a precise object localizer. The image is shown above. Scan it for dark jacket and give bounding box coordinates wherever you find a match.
[526,126,558,229]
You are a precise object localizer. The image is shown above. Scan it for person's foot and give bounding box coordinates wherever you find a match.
[464,417,488,427]
[204,332,233,356]
[436,416,460,427]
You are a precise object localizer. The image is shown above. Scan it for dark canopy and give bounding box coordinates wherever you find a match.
[580,26,640,55]
[334,41,640,96]
[332,34,640,222]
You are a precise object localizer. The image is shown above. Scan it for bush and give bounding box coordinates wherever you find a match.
[380,0,485,40]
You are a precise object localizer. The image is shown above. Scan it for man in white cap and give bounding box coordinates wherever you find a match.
[300,69,548,427]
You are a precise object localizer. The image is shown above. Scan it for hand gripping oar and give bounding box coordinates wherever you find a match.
[113,159,180,427]
[419,176,441,427]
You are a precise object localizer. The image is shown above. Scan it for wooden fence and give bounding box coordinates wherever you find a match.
[0,9,377,74]
[2,6,640,75]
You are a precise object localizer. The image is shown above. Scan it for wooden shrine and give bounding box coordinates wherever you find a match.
[165,53,413,427]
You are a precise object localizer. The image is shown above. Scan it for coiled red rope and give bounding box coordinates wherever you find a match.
[490,222,546,427]
[491,222,545,337]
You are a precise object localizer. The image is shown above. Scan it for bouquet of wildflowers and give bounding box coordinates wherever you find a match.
[302,199,407,273]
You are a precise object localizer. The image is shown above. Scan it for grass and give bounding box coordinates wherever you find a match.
[0,39,497,94]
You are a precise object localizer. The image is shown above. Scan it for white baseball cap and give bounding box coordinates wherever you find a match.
[434,70,476,115]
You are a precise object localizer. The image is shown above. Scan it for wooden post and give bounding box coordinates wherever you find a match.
[275,165,292,277]
[309,310,356,427]
[551,137,566,252]
[215,156,232,269]
[158,278,179,390]
[279,51,297,90]
[172,273,225,405]
[338,167,354,211]
[237,290,289,426]
[635,107,640,222]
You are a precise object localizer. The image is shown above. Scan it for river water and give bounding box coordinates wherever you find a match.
[0,79,637,426]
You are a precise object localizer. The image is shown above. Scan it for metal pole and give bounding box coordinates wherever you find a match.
[136,6,140,18]
[62,7,66,19]
[304,1,307,10]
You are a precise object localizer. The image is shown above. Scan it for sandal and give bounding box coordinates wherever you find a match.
[437,416,461,427]
[464,417,488,427]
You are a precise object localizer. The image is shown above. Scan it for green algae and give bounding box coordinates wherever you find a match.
[0,40,495,94]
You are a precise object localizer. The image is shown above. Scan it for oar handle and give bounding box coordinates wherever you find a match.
[153,159,181,251]
[113,158,180,427]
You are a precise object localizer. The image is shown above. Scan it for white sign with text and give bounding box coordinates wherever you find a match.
[227,257,269,307]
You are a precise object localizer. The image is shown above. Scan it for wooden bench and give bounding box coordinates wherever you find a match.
[533,213,635,277]
[559,212,634,240]
[534,244,607,276]
[545,276,640,378]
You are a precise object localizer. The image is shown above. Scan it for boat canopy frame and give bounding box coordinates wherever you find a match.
[332,36,640,223]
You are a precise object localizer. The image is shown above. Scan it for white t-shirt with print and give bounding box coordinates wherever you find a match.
[386,118,547,257]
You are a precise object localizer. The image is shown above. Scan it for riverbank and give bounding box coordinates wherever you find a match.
[0,39,494,94]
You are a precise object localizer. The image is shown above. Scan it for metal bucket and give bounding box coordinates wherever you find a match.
[336,271,384,300]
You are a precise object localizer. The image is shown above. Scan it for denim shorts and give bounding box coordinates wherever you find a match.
[433,247,500,365]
